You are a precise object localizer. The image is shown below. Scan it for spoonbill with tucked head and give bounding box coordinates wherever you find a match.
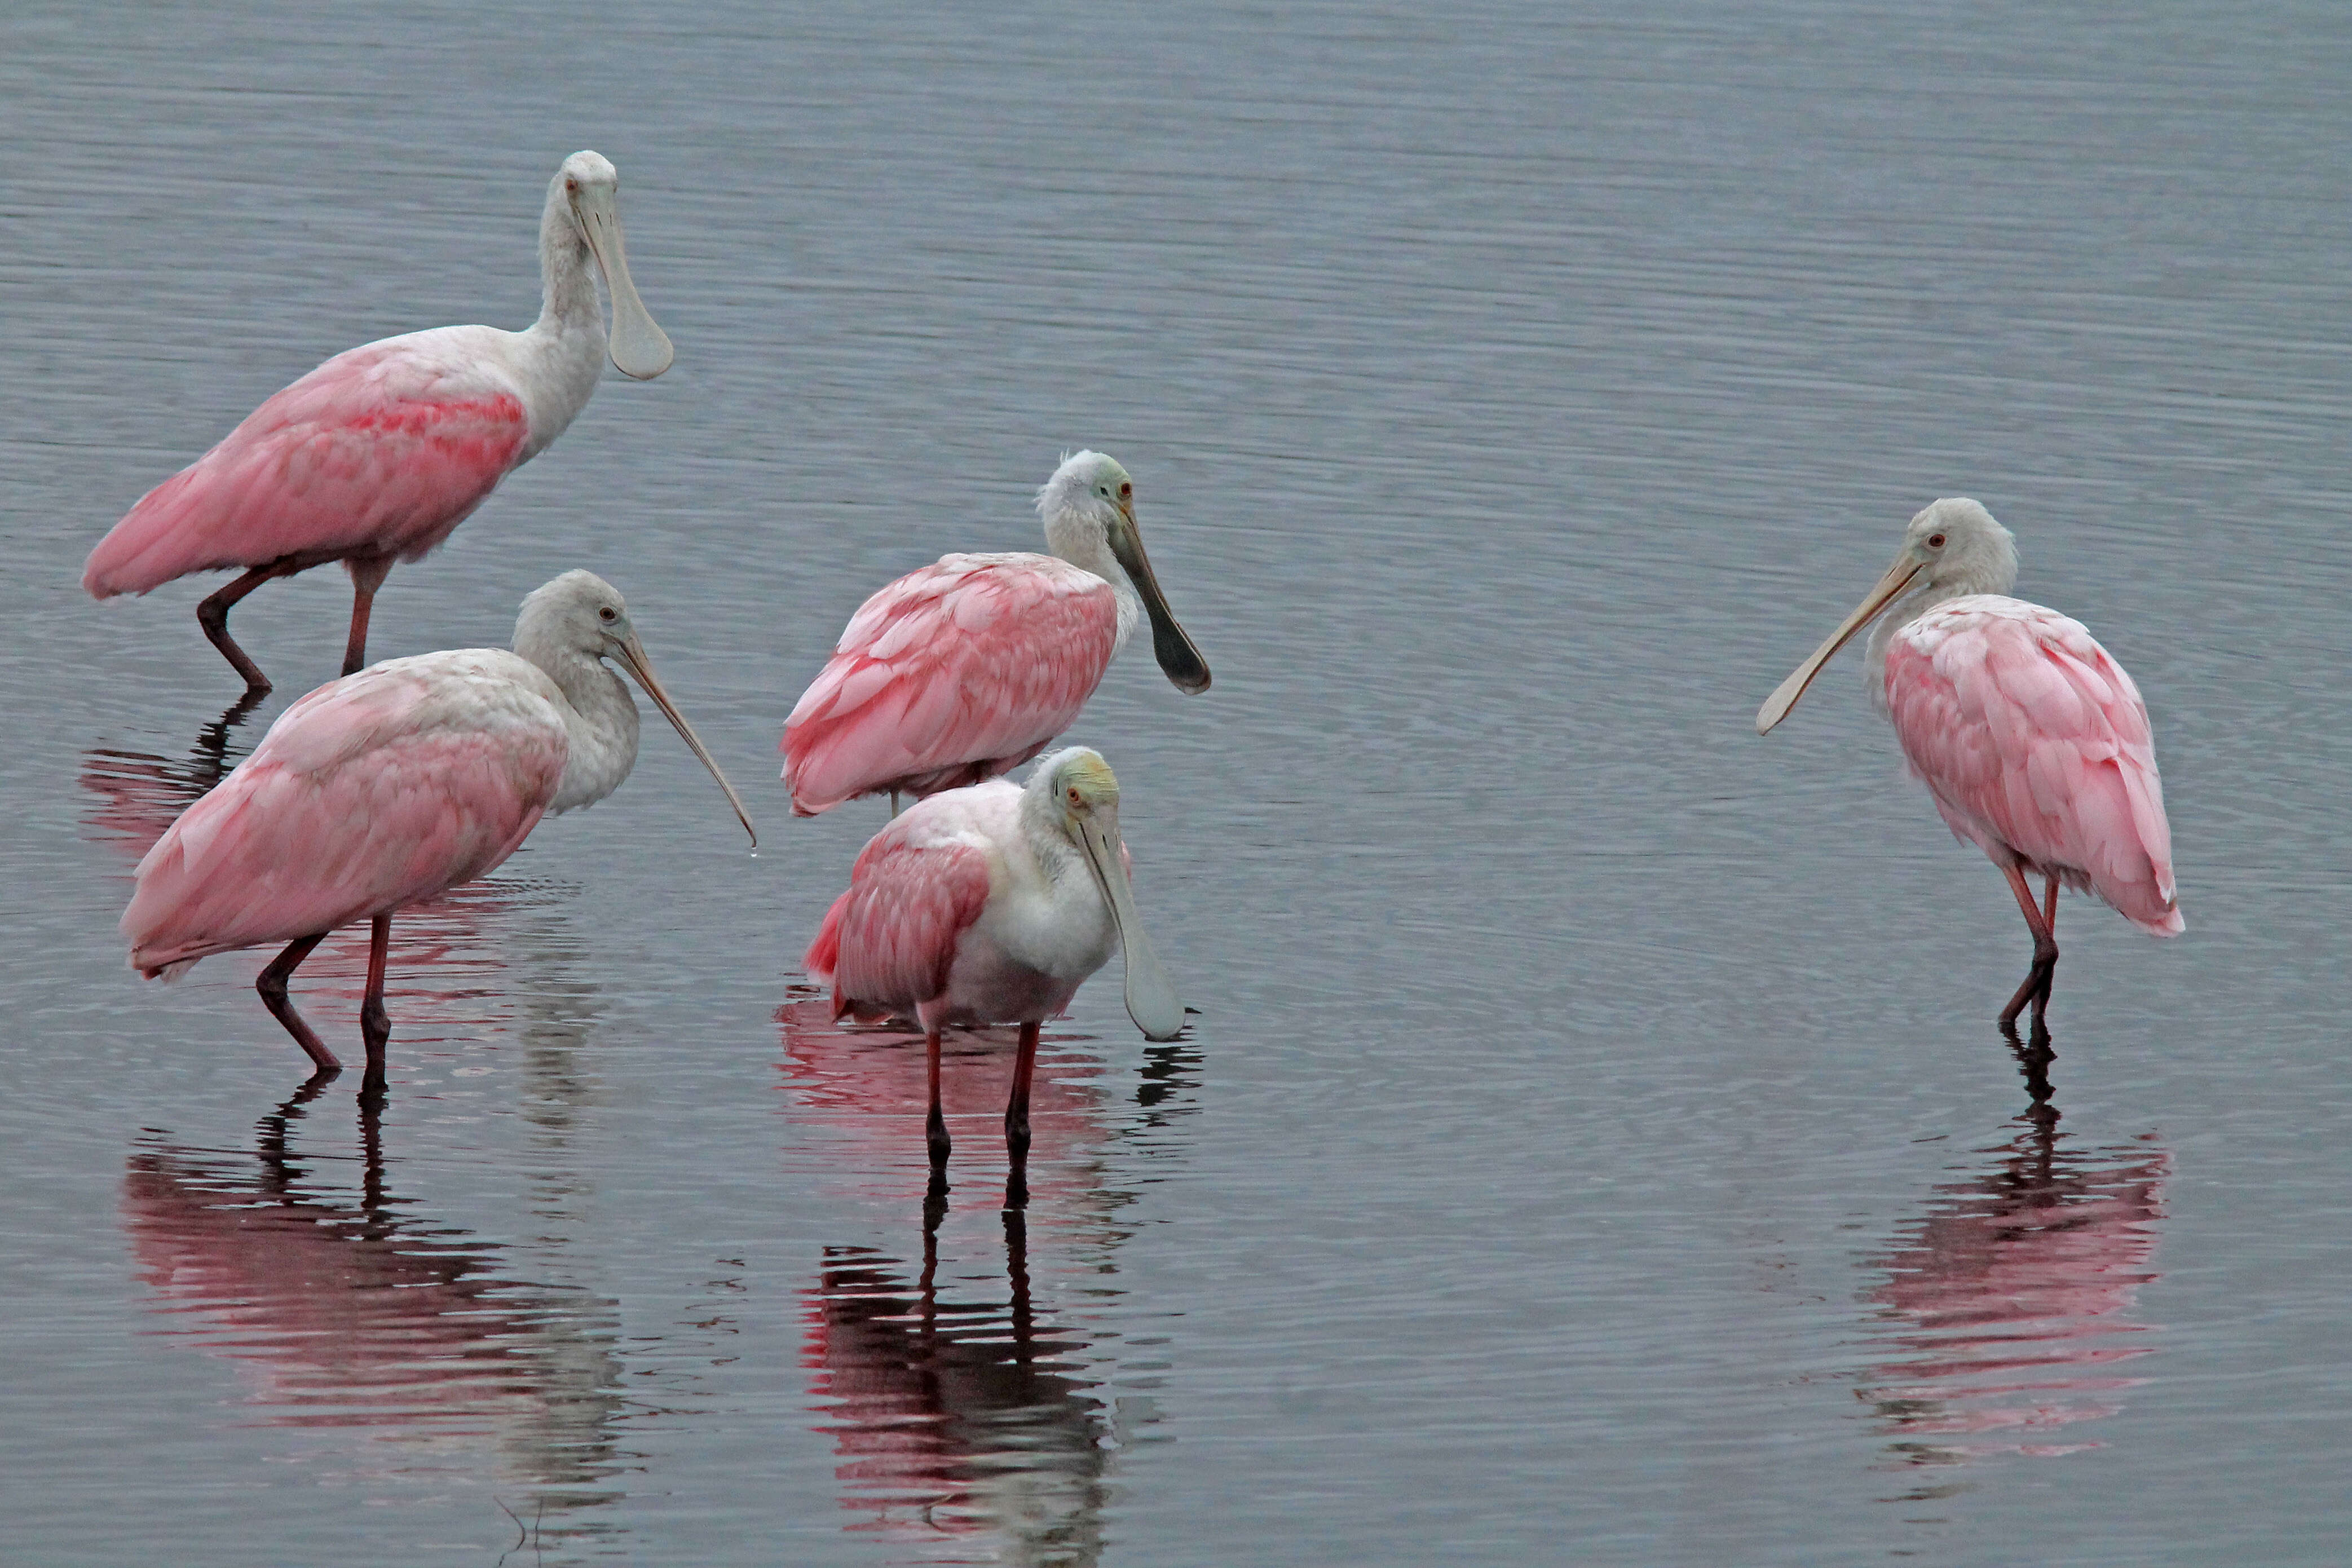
[84,152,674,697]
[782,452,1210,815]
[1757,499,2182,1026]
[805,747,1184,1186]
[122,571,752,1083]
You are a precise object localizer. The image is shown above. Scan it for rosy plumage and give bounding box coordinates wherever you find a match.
[83,151,673,697]
[86,339,530,599]
[126,657,561,978]
[782,452,1209,815]
[1758,498,2181,1031]
[1885,597,2179,936]
[784,555,1120,812]
[121,570,752,1083]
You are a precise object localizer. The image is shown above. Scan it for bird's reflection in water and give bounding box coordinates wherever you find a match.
[122,1082,629,1539]
[1857,1060,2168,1483]
[808,1209,1113,1566]
[780,995,1202,1566]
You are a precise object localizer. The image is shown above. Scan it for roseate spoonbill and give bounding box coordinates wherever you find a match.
[782,452,1210,816]
[804,747,1183,1183]
[122,570,752,1080]
[83,151,673,697]
[1757,499,2182,1025]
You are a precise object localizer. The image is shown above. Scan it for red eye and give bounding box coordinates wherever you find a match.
[1927,533,1947,548]
[1119,483,1132,499]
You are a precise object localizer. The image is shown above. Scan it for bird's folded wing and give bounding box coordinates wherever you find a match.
[783,555,1119,812]
[84,329,528,594]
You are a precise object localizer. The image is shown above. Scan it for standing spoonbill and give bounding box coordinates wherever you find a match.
[1756,499,2182,1026]
[122,570,753,1081]
[83,151,673,698]
[782,452,1210,816]
[805,747,1184,1186]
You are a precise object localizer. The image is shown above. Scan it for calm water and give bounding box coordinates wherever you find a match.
[4,2,2350,1563]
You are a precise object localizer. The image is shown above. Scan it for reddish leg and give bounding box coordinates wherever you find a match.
[196,559,301,696]
[359,913,392,1077]
[1997,863,2059,1028]
[341,557,392,676]
[925,1027,951,1172]
[255,933,338,1072]
[2042,873,2060,933]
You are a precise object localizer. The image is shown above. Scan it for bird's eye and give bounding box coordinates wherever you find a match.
[566,178,580,193]
[598,606,617,622]
[1927,533,1947,549]
[1067,787,1084,807]
[1119,483,1132,500]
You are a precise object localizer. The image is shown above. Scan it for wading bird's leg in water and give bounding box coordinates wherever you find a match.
[359,913,393,1079]
[255,933,337,1072]
[926,1027,951,1172]
[197,559,302,696]
[342,557,394,677]
[1005,1021,1040,1204]
[1997,862,2059,1028]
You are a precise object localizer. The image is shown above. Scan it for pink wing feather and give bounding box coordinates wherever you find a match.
[782,554,1120,814]
[123,659,567,974]
[1885,598,2182,934]
[804,817,994,1018]
[84,330,529,596]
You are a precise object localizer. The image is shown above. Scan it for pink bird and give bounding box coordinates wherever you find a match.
[83,151,673,698]
[805,747,1182,1186]
[1758,498,2183,1027]
[122,571,753,1082]
[782,452,1210,816]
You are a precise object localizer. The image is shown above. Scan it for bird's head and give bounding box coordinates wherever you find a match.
[1028,747,1184,1041]
[1755,498,2020,736]
[1035,451,1212,696]
[514,570,754,845]
[551,150,673,380]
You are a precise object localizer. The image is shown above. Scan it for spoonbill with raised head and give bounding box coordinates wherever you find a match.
[84,152,674,697]
[805,747,1184,1187]
[782,452,1210,816]
[121,571,753,1083]
[1757,498,2182,1027]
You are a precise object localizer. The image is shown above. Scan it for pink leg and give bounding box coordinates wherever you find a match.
[255,933,338,1072]
[359,913,392,1077]
[2042,873,2060,933]
[341,558,392,677]
[926,1027,951,1172]
[1997,862,2059,1028]
[1005,1021,1040,1203]
[197,559,301,696]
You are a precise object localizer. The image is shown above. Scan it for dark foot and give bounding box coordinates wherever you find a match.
[1004,1102,1031,1169]
[2000,1012,2058,1108]
[1997,940,2058,1028]
[257,933,336,1071]
[927,1104,951,1171]
[359,993,390,1071]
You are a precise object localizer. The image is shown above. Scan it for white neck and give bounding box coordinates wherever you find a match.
[1041,504,1141,651]
[516,634,642,813]
[1865,555,2018,695]
[508,178,608,460]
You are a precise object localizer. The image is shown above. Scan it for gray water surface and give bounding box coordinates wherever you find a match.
[5,3,2350,1564]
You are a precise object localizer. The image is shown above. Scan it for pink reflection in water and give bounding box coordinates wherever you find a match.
[1859,1118,2168,1469]
[120,1087,624,1495]
[779,996,1196,1566]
